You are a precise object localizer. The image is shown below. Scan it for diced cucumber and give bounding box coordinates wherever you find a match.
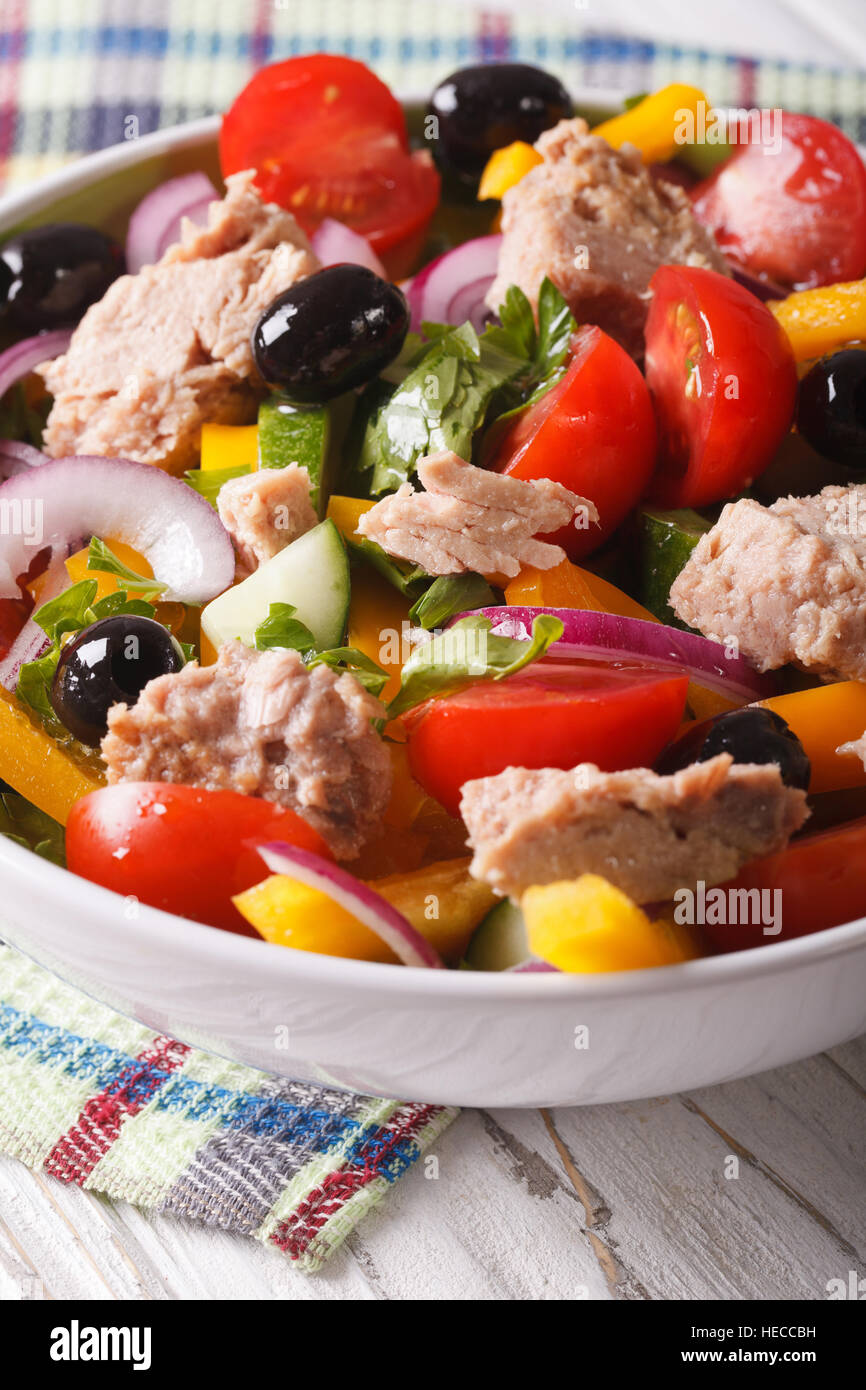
[464,899,529,972]
[201,519,349,653]
[637,506,711,629]
[258,398,331,515]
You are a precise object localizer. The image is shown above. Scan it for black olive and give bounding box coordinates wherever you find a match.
[50,616,184,747]
[797,349,866,472]
[252,265,409,405]
[655,707,811,791]
[0,223,124,332]
[427,63,573,185]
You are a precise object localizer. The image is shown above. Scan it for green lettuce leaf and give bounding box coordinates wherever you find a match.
[387,613,563,719]
[307,647,390,699]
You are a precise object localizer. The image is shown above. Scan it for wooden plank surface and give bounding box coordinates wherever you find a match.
[2,1035,863,1301]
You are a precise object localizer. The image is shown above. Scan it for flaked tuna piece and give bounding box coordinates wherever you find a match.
[486,118,728,357]
[39,171,319,473]
[356,449,596,578]
[217,463,317,576]
[670,485,866,682]
[101,640,390,859]
[461,755,808,902]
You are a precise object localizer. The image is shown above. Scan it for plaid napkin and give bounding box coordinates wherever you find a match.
[0,946,456,1271]
[1,0,865,190]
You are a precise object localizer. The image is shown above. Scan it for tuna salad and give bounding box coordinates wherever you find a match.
[2,54,866,972]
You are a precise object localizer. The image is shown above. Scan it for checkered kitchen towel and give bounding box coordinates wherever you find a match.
[0,947,456,1271]
[2,0,866,190]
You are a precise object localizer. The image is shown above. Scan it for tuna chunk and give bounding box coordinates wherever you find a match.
[670,485,866,682]
[486,118,728,357]
[837,731,866,768]
[461,755,808,902]
[217,463,317,576]
[356,449,596,578]
[101,640,390,858]
[39,171,319,473]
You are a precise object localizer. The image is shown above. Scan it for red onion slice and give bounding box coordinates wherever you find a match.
[508,959,560,973]
[311,219,386,277]
[406,235,502,334]
[0,454,235,605]
[0,552,69,690]
[0,438,48,478]
[258,842,445,969]
[0,329,73,401]
[125,172,217,272]
[452,606,776,703]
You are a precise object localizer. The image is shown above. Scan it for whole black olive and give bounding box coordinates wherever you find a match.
[50,616,184,747]
[797,349,866,472]
[427,63,573,185]
[252,265,409,405]
[655,706,811,791]
[0,223,125,332]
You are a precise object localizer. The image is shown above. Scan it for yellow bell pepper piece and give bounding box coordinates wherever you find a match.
[523,873,701,973]
[62,538,155,605]
[326,494,375,542]
[757,683,866,794]
[0,686,104,825]
[234,856,495,965]
[506,557,660,623]
[200,423,259,472]
[592,84,708,164]
[478,140,543,200]
[346,566,410,703]
[771,281,866,363]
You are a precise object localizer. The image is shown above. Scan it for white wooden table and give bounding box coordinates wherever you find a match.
[1,1035,863,1300]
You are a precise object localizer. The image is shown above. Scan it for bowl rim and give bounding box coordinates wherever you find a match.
[2,105,865,1004]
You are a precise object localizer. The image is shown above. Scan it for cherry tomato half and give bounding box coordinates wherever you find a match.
[486,325,657,558]
[691,112,866,291]
[402,661,689,818]
[220,54,440,269]
[645,265,797,508]
[705,816,866,953]
[67,783,330,936]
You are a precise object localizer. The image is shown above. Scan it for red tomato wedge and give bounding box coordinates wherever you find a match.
[705,816,866,953]
[645,265,797,508]
[486,325,657,559]
[0,597,30,661]
[220,55,440,267]
[402,661,689,818]
[67,783,330,936]
[691,112,866,290]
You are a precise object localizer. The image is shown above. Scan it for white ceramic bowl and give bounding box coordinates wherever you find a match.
[2,113,865,1108]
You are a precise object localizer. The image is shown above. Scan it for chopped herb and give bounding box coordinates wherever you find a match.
[345,536,429,598]
[357,320,525,495]
[307,647,390,699]
[184,464,251,507]
[387,613,563,719]
[87,537,167,600]
[408,573,497,630]
[253,603,316,654]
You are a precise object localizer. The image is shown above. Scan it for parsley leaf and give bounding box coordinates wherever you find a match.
[387,613,563,719]
[184,464,252,507]
[87,538,167,600]
[307,647,390,699]
[408,573,497,631]
[344,536,429,598]
[357,321,525,495]
[253,603,316,654]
